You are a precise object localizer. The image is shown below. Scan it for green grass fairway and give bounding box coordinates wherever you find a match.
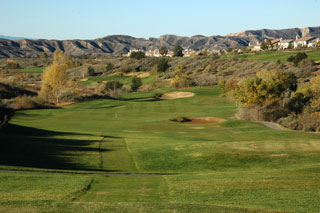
[1,87,320,212]
[222,49,320,63]
[19,67,44,74]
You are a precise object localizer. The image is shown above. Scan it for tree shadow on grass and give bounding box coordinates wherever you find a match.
[117,96,163,103]
[0,124,118,172]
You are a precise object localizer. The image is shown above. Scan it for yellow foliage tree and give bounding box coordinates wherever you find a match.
[41,51,70,104]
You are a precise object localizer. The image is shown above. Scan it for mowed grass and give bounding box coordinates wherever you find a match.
[19,67,44,74]
[1,87,320,212]
[222,49,320,63]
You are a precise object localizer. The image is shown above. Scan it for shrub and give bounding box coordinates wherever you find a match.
[157,58,170,73]
[298,111,320,132]
[87,66,95,76]
[130,51,146,60]
[120,64,133,73]
[278,115,301,130]
[105,81,123,91]
[106,62,114,71]
[6,62,20,69]
[173,45,183,57]
[287,52,308,66]
[40,52,48,59]
[159,46,168,56]
[4,95,37,110]
[131,76,142,91]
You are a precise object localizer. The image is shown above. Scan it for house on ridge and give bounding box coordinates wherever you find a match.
[278,39,294,49]
[293,36,316,48]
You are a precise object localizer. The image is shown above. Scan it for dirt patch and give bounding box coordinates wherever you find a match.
[78,78,88,82]
[271,154,288,157]
[171,117,225,124]
[161,92,195,100]
[187,152,204,157]
[124,72,150,78]
[137,72,150,78]
[190,127,206,130]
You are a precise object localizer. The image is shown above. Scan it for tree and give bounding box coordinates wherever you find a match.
[260,42,269,50]
[131,76,142,91]
[159,46,168,56]
[41,51,70,104]
[157,58,170,73]
[105,80,123,96]
[40,52,48,59]
[173,45,184,57]
[130,51,146,59]
[106,62,114,71]
[171,64,192,88]
[234,70,298,107]
[87,66,95,76]
[226,47,233,53]
[287,52,308,66]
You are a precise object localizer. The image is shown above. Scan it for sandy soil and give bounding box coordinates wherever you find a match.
[161,92,195,100]
[187,117,225,124]
[78,78,88,82]
[125,72,150,78]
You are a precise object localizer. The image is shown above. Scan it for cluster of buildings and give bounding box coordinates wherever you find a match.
[127,48,198,57]
[127,35,320,57]
[250,35,320,51]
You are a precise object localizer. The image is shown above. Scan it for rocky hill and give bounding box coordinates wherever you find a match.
[227,26,320,39]
[1,26,319,58]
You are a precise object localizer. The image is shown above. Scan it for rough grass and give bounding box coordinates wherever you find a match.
[1,87,320,212]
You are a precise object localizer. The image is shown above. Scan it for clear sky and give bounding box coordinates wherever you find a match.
[1,0,320,40]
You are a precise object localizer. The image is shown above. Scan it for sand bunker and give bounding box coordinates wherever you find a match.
[171,117,225,124]
[161,92,195,100]
[125,72,150,78]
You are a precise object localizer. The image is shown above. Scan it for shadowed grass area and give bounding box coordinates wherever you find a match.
[1,87,320,212]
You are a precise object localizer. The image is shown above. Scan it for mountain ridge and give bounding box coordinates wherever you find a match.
[1,26,320,58]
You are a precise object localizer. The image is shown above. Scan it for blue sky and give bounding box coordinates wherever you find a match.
[1,0,320,40]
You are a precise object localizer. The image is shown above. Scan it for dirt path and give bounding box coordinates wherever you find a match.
[258,121,287,131]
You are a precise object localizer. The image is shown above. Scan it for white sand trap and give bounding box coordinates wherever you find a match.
[161,92,195,100]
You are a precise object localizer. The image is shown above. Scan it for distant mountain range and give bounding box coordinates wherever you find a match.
[0,35,34,41]
[1,26,320,58]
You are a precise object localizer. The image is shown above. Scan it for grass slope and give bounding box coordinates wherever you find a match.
[1,87,320,212]
[222,49,320,63]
